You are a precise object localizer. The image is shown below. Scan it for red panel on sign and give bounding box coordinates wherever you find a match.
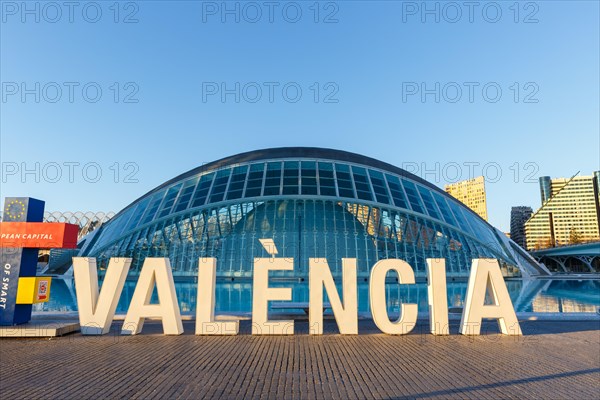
[0,222,79,249]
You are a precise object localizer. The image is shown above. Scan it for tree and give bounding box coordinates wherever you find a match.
[569,228,583,245]
[535,237,553,250]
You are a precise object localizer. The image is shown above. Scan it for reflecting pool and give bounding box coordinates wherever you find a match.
[35,278,600,314]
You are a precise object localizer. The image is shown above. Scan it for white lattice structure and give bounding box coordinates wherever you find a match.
[43,211,115,239]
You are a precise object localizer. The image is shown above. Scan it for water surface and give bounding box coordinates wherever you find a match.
[36,278,600,314]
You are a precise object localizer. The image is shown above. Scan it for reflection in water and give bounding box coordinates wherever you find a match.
[34,278,600,314]
[529,280,600,313]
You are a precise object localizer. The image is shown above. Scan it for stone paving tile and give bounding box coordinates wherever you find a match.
[0,320,599,399]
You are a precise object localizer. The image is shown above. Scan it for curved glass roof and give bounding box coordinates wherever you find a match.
[88,148,511,260]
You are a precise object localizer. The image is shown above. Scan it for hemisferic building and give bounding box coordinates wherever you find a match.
[73,148,546,279]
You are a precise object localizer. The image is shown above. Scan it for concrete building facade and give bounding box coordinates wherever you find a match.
[510,206,533,249]
[444,176,488,221]
[525,172,600,250]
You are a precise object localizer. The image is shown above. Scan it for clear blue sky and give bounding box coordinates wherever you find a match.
[1,0,599,232]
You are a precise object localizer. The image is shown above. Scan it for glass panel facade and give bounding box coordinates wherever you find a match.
[157,183,183,219]
[226,166,248,200]
[190,172,214,208]
[401,180,426,214]
[431,191,457,226]
[335,163,355,199]
[368,169,390,204]
[84,154,531,279]
[282,161,299,195]
[447,199,475,236]
[318,162,336,196]
[121,197,151,233]
[352,166,374,201]
[417,185,441,220]
[244,163,264,198]
[385,174,409,209]
[138,190,166,227]
[91,204,137,250]
[301,161,318,195]
[263,162,282,196]
[173,177,199,213]
[209,169,231,203]
[89,199,520,279]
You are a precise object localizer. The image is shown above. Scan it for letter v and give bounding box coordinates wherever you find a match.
[73,257,131,335]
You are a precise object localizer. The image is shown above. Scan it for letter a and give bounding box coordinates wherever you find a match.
[460,259,522,336]
[122,258,183,335]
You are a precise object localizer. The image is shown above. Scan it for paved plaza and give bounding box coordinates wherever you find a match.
[1,319,599,399]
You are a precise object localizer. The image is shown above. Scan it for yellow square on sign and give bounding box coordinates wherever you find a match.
[16,277,52,304]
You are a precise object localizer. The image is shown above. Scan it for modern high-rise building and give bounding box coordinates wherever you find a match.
[525,172,600,250]
[510,206,533,249]
[444,176,488,221]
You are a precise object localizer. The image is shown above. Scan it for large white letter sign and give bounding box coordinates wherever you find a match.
[73,257,131,335]
[370,259,417,335]
[427,259,449,335]
[252,257,294,335]
[309,258,358,335]
[196,258,239,335]
[460,259,522,336]
[121,258,183,335]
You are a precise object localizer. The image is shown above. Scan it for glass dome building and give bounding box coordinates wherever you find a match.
[75,148,546,279]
